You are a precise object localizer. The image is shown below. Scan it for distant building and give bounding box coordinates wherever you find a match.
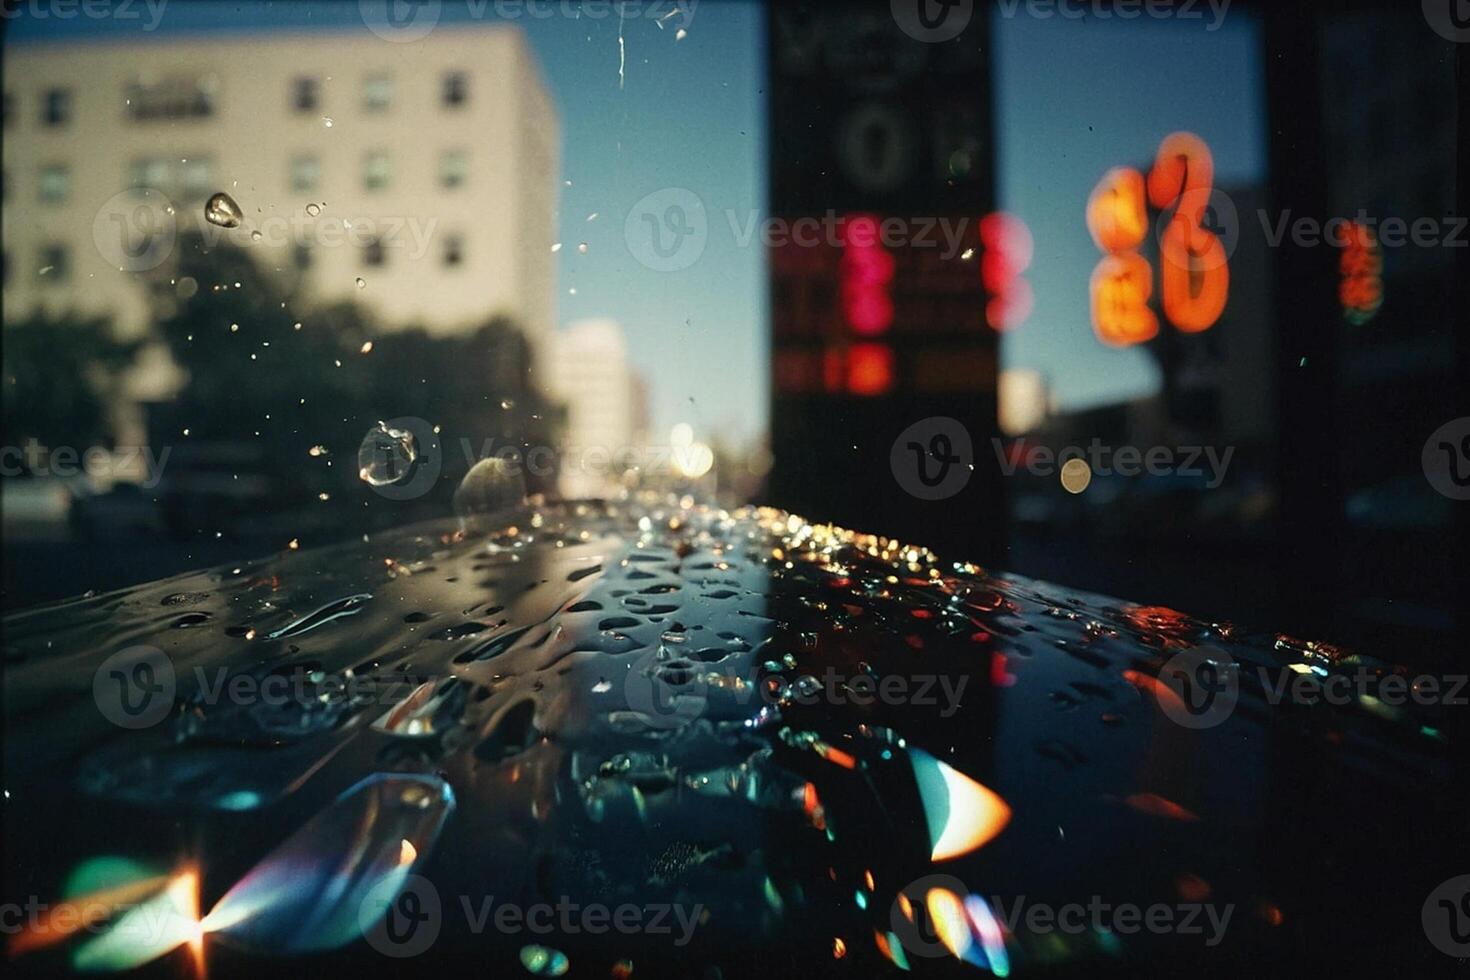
[1262,2,1459,655]
[998,369,1050,436]
[2,24,560,438]
[546,319,638,499]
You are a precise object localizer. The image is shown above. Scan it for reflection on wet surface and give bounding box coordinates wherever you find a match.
[1,497,1457,976]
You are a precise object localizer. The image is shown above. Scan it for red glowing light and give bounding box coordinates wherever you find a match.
[839,213,895,336]
[845,343,894,396]
[980,211,1034,333]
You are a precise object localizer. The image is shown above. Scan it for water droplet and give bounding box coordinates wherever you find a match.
[204,191,243,228]
[577,242,588,254]
[250,230,263,242]
[358,422,417,487]
[500,399,515,410]
[453,457,527,522]
[306,202,321,217]
[322,116,333,128]
[355,277,366,289]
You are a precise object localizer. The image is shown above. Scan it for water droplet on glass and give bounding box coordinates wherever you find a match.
[453,456,527,523]
[250,230,263,242]
[306,202,322,217]
[500,399,515,410]
[577,242,588,254]
[355,277,366,289]
[358,422,417,487]
[204,192,243,228]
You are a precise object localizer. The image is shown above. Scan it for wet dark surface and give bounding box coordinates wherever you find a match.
[1,497,1460,977]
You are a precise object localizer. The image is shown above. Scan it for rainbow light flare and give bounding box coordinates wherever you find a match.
[16,774,455,974]
[909,749,1011,862]
[71,869,201,973]
[203,773,453,953]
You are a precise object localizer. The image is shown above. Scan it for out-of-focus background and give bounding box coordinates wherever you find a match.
[2,0,1464,665]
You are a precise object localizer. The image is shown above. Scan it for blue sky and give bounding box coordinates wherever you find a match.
[993,7,1267,409]
[8,0,1267,439]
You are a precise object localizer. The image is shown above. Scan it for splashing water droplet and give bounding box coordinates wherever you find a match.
[204,192,243,229]
[358,422,417,487]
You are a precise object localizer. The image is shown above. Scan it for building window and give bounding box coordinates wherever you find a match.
[43,88,71,126]
[363,73,392,112]
[363,238,386,268]
[439,149,468,190]
[442,71,468,108]
[289,155,320,193]
[179,158,212,201]
[442,234,464,268]
[39,165,69,204]
[292,76,319,113]
[39,244,70,282]
[128,157,170,191]
[126,75,217,121]
[362,151,390,192]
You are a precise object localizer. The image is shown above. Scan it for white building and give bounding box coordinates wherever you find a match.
[545,319,640,499]
[2,25,560,436]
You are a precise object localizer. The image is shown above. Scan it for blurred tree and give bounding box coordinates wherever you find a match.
[1,311,139,459]
[148,233,559,531]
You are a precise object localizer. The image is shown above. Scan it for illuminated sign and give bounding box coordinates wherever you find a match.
[839,214,896,337]
[1087,132,1230,346]
[1337,220,1382,325]
[980,212,1033,333]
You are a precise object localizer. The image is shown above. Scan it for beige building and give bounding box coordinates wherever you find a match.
[2,24,560,422]
[545,318,641,499]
